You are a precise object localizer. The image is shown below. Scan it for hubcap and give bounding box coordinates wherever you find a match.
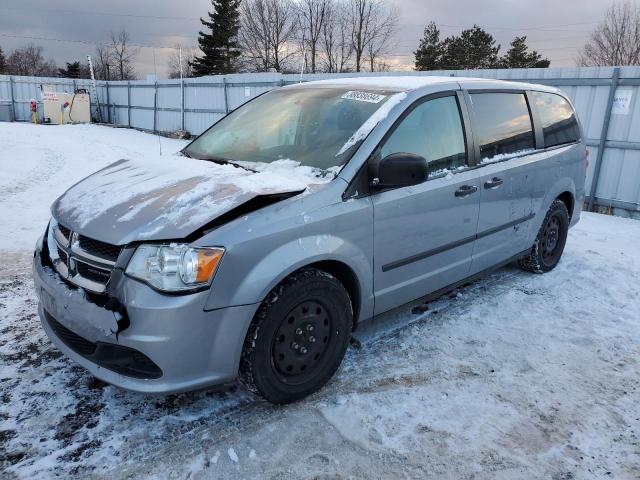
[273,300,332,378]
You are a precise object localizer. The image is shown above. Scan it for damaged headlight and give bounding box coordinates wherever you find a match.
[126,244,225,292]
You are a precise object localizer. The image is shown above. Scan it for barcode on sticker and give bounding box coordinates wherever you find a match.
[341,91,387,103]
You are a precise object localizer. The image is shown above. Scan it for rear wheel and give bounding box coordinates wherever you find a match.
[239,268,352,404]
[519,199,569,273]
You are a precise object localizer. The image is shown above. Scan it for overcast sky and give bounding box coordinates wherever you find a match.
[0,0,612,78]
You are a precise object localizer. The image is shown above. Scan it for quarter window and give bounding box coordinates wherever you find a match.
[531,92,581,147]
[379,95,467,177]
[470,93,535,163]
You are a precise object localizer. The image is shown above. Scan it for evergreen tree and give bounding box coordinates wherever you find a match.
[440,26,500,69]
[192,0,242,76]
[58,61,81,78]
[414,22,442,71]
[501,36,550,68]
[0,46,5,74]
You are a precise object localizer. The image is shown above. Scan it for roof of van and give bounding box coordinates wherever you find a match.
[286,75,557,93]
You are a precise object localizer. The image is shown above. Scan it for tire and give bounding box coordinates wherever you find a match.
[239,268,353,404]
[519,199,570,273]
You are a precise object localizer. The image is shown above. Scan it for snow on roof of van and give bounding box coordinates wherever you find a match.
[287,75,559,93]
[290,75,460,91]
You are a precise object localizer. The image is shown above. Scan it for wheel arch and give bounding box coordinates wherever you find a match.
[556,191,575,219]
[305,260,361,329]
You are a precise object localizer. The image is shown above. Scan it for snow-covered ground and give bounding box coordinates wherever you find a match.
[1,123,639,479]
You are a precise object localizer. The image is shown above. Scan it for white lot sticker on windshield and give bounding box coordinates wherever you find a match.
[341,90,387,103]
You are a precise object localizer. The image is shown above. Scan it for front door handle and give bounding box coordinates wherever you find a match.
[484,177,504,189]
[455,185,478,198]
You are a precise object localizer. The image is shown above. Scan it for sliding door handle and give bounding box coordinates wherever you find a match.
[484,177,504,189]
[455,185,478,198]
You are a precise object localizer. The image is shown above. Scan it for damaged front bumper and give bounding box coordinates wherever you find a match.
[33,243,259,394]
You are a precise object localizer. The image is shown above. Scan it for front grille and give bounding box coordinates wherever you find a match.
[58,249,68,265]
[58,224,71,241]
[76,262,111,283]
[50,221,121,294]
[45,310,96,355]
[78,236,122,262]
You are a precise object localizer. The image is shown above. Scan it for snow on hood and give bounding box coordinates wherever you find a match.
[52,155,333,245]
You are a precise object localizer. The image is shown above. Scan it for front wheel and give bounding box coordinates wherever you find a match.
[519,199,570,273]
[239,268,353,404]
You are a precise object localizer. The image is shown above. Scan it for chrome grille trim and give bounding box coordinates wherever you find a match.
[70,242,117,267]
[48,220,121,294]
[53,225,70,248]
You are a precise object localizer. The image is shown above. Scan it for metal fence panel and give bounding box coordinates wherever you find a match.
[1,68,639,216]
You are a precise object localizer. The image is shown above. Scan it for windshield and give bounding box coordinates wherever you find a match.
[183,87,398,171]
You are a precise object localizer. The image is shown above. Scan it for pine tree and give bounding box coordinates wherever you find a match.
[0,46,6,74]
[414,22,442,71]
[192,0,242,76]
[501,36,550,68]
[440,26,501,69]
[58,61,81,78]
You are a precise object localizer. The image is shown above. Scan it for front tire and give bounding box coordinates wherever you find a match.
[239,268,353,404]
[519,199,569,273]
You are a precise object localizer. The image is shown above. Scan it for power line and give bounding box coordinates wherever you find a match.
[0,6,201,21]
[405,20,598,33]
[0,32,197,51]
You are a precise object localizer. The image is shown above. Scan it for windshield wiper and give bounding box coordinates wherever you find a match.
[183,153,258,173]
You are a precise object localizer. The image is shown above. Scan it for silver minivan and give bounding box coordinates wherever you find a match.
[33,76,586,403]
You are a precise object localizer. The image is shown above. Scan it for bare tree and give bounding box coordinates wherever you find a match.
[364,1,398,71]
[240,0,298,72]
[93,44,114,80]
[321,1,353,72]
[578,1,640,66]
[6,44,57,77]
[167,46,197,79]
[297,0,329,73]
[108,28,138,80]
[348,0,397,72]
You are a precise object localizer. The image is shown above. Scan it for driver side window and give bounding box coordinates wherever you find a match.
[379,95,468,178]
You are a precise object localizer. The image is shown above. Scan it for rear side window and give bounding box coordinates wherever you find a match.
[470,93,535,163]
[379,95,467,177]
[531,92,581,147]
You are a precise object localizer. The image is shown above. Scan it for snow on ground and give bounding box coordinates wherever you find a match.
[1,123,639,479]
[0,123,189,254]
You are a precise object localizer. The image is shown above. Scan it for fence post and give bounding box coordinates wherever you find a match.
[588,67,620,211]
[181,78,185,131]
[9,76,16,122]
[127,81,131,128]
[105,82,111,124]
[223,77,229,114]
[153,80,158,133]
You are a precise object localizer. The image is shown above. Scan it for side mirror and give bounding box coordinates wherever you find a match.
[370,152,428,189]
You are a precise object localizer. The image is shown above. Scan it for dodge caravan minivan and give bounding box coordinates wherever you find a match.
[34,76,586,403]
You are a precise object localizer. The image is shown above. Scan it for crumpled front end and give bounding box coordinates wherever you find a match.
[33,226,259,394]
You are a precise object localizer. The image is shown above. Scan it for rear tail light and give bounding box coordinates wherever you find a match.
[583,148,590,171]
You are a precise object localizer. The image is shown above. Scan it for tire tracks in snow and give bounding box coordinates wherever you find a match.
[0,148,65,203]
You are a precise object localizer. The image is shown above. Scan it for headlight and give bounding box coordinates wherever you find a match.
[126,244,225,292]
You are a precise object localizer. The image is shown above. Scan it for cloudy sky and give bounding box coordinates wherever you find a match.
[0,0,612,78]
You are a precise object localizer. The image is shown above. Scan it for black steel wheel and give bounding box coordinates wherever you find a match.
[272,300,334,384]
[240,268,353,404]
[519,199,570,273]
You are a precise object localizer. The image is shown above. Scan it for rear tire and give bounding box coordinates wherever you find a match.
[239,268,353,404]
[519,199,569,273]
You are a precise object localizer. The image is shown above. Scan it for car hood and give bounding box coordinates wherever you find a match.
[52,155,329,245]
